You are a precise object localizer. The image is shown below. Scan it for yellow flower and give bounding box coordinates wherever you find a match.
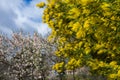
[52,63,59,70]
[69,22,74,27]
[113,45,117,50]
[55,4,60,8]
[111,26,116,31]
[76,60,81,66]
[89,61,98,70]
[58,19,63,26]
[49,20,54,27]
[55,51,61,56]
[101,2,110,11]
[101,17,107,22]
[110,61,117,66]
[97,49,106,54]
[72,22,80,32]
[111,54,115,57]
[94,33,101,40]
[70,58,76,64]
[36,2,45,8]
[85,47,91,54]
[78,41,83,48]
[68,8,80,18]
[59,37,66,42]
[60,62,64,67]
[111,16,115,20]
[48,0,55,8]
[45,14,50,22]
[52,62,64,73]
[99,61,104,67]
[109,74,117,79]
[95,44,104,50]
[84,42,90,47]
[117,70,120,76]
[83,9,90,14]
[80,53,83,58]
[44,8,49,13]
[57,70,62,73]
[49,11,53,16]
[64,53,68,57]
[84,20,90,29]
[80,0,93,6]
[76,28,85,38]
[65,0,71,3]
[103,12,112,16]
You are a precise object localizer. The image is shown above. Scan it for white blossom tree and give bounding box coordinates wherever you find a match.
[0,32,56,80]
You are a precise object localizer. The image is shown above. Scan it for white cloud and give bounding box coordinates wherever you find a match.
[37,23,51,35]
[0,0,50,36]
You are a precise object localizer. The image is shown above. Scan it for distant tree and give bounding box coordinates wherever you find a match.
[0,32,56,80]
[0,34,12,80]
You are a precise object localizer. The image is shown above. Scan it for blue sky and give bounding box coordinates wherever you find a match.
[0,0,50,36]
[24,0,33,4]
